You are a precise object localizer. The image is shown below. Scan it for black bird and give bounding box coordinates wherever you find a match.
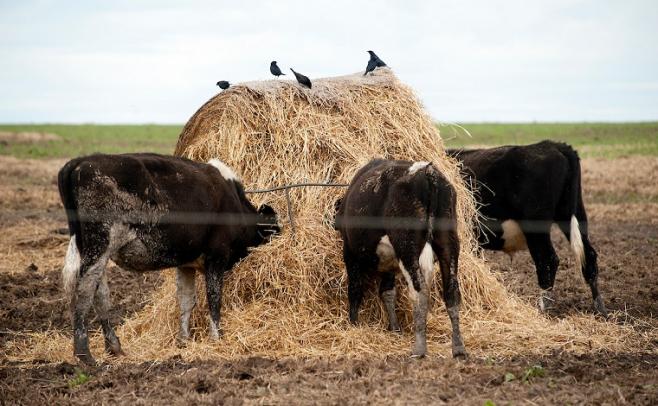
[216,80,230,90]
[290,68,312,89]
[270,61,285,77]
[364,50,387,76]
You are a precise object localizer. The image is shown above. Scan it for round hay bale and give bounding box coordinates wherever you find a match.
[5,69,638,364]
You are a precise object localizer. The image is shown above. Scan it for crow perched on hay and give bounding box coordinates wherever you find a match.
[364,50,387,76]
[216,80,230,90]
[270,61,285,77]
[290,68,312,88]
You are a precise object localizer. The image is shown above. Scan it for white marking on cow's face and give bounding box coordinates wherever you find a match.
[408,161,430,175]
[207,158,239,181]
[398,260,419,302]
[501,220,528,253]
[419,242,435,286]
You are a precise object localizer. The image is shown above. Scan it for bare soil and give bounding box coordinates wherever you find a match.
[0,131,61,144]
[1,156,656,404]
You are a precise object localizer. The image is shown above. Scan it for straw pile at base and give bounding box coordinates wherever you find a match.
[5,69,643,363]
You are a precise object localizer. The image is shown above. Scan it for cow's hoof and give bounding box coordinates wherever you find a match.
[411,348,426,359]
[76,352,97,366]
[108,347,125,357]
[452,346,468,359]
[388,324,401,333]
[593,297,609,319]
[105,339,124,356]
[538,290,555,313]
[176,335,190,348]
[209,330,223,341]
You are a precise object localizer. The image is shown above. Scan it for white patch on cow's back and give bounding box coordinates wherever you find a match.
[419,242,435,286]
[501,220,528,253]
[408,161,430,175]
[570,215,585,268]
[62,235,81,295]
[207,158,239,181]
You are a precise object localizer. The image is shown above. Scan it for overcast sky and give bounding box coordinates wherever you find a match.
[1,0,657,123]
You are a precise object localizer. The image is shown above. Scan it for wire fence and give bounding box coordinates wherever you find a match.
[244,182,349,233]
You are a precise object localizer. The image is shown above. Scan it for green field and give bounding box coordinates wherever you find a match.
[0,124,181,158]
[1,122,657,159]
[440,122,658,158]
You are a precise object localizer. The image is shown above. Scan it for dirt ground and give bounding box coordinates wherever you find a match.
[0,155,656,404]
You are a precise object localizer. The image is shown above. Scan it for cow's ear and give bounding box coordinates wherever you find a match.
[334,197,344,213]
[257,204,276,217]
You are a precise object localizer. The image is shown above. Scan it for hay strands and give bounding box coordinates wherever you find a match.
[245,181,349,234]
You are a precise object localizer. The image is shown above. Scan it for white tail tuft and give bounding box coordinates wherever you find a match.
[62,235,81,296]
[419,242,435,286]
[570,215,586,268]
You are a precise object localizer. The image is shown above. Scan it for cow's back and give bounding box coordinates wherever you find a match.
[454,141,571,220]
[59,153,245,270]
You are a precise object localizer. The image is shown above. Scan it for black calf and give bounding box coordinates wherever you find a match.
[447,141,607,316]
[336,159,466,358]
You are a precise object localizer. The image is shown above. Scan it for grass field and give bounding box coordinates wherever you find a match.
[0,124,181,158]
[1,122,657,159]
[440,122,658,158]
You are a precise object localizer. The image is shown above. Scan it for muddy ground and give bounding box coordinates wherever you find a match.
[0,156,656,404]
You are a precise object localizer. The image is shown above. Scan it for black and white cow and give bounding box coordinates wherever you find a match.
[447,141,607,316]
[335,159,466,358]
[58,153,279,365]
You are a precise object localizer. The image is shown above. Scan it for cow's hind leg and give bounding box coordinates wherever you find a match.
[94,273,123,356]
[204,258,226,340]
[344,249,375,325]
[558,219,608,317]
[72,250,110,365]
[394,243,429,358]
[176,265,197,344]
[433,230,466,358]
[523,224,559,313]
[379,272,400,332]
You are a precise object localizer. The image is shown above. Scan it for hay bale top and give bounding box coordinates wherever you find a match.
[175,67,439,170]
[238,68,396,93]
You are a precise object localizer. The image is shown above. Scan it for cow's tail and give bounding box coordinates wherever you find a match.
[419,163,444,273]
[558,143,586,268]
[58,159,83,296]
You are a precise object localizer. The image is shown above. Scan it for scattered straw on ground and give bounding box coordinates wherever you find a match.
[5,69,647,363]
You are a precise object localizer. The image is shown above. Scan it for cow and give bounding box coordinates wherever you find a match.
[57,153,279,365]
[446,140,607,317]
[335,159,466,358]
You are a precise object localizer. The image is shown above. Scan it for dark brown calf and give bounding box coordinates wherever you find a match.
[335,159,466,358]
[58,153,279,364]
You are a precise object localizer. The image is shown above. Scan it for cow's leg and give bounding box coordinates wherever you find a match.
[582,239,607,316]
[379,272,400,332]
[176,265,197,344]
[557,219,608,317]
[344,249,375,325]
[433,229,467,358]
[72,251,109,365]
[523,225,559,313]
[94,273,123,356]
[394,245,429,358]
[204,258,226,340]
